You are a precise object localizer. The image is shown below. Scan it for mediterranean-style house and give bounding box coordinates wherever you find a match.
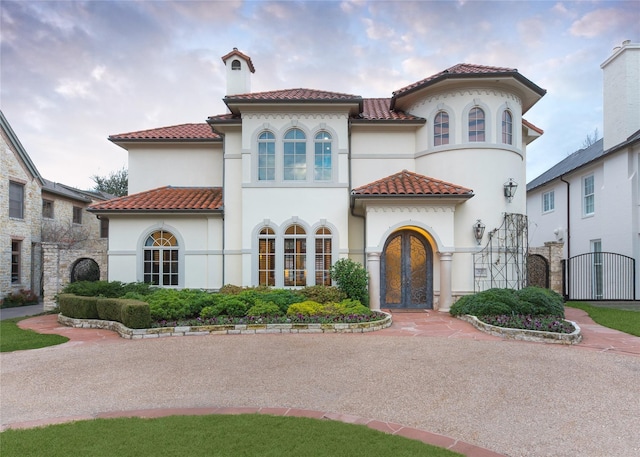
[1,110,111,303]
[89,49,546,311]
[527,41,639,300]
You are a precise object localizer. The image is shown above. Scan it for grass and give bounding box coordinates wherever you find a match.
[0,317,69,352]
[566,302,640,337]
[0,414,462,457]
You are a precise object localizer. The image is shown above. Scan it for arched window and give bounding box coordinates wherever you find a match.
[258,227,276,286]
[434,111,449,146]
[284,128,306,181]
[143,230,178,286]
[502,110,513,145]
[315,227,332,286]
[258,131,275,181]
[231,59,241,70]
[284,224,306,286]
[468,107,485,142]
[314,131,332,181]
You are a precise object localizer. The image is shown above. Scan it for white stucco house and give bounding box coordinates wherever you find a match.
[527,41,639,300]
[89,49,546,311]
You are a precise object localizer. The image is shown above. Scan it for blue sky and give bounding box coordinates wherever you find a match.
[1,0,638,190]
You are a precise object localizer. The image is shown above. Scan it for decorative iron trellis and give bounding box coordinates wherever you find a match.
[473,213,528,292]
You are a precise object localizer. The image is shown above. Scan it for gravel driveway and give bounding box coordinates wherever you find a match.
[2,329,639,457]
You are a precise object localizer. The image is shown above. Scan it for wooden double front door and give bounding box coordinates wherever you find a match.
[381,230,433,309]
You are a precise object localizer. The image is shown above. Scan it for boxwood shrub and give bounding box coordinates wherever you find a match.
[450,287,564,318]
[58,294,100,319]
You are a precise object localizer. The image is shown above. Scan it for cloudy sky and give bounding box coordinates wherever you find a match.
[1,0,638,191]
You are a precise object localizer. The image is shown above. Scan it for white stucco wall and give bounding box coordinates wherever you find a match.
[128,143,223,194]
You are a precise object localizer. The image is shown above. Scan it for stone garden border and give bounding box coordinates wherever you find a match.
[457,315,582,344]
[58,312,393,339]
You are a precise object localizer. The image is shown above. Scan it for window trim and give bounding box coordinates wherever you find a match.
[72,206,83,224]
[11,239,21,284]
[583,174,595,216]
[542,190,555,214]
[502,110,513,145]
[42,199,54,219]
[9,181,24,219]
[138,225,184,287]
[257,130,276,181]
[283,128,307,181]
[433,110,450,146]
[468,107,486,142]
[313,131,333,181]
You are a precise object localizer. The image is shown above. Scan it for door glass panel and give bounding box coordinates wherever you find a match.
[385,235,402,303]
[409,235,428,304]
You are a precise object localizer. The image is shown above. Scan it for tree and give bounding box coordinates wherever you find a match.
[581,128,600,149]
[91,166,128,197]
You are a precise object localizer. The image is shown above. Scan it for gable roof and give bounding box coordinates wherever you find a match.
[391,63,546,111]
[352,170,473,197]
[42,179,114,203]
[109,123,221,142]
[0,110,44,185]
[88,186,223,213]
[527,129,640,191]
[225,88,361,102]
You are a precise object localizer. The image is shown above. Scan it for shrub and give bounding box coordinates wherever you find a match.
[206,296,250,318]
[328,299,371,316]
[96,298,122,321]
[330,259,369,306]
[449,288,518,316]
[514,287,564,317]
[299,285,346,304]
[219,284,243,295]
[247,301,282,317]
[286,301,325,316]
[1,289,39,308]
[146,289,192,321]
[62,280,125,298]
[256,289,302,313]
[120,300,151,329]
[58,294,99,319]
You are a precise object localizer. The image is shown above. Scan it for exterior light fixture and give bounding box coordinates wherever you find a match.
[473,219,485,245]
[503,178,518,202]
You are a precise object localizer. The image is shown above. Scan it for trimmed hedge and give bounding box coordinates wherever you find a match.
[58,294,151,329]
[450,287,565,318]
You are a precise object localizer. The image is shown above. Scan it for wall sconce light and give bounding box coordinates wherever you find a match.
[473,219,485,245]
[503,178,518,202]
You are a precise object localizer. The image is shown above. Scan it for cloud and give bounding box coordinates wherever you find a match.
[55,79,91,98]
[570,8,628,38]
[362,17,395,40]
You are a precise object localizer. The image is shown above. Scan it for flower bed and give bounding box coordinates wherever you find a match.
[58,311,392,339]
[458,314,582,344]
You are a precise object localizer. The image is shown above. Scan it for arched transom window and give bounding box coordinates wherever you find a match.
[284,128,306,181]
[284,224,306,286]
[231,59,241,70]
[314,131,332,181]
[258,227,276,286]
[258,131,276,181]
[434,111,449,146]
[315,227,332,286]
[143,230,178,286]
[502,110,513,145]
[468,107,485,142]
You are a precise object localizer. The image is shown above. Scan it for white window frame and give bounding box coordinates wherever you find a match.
[542,190,555,213]
[583,174,595,216]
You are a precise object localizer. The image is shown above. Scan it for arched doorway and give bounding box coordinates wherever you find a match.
[70,258,100,282]
[381,229,433,309]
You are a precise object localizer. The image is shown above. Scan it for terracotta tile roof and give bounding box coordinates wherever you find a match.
[88,186,223,212]
[109,124,221,141]
[393,63,518,97]
[359,98,424,121]
[225,88,361,102]
[207,113,241,122]
[221,48,255,73]
[522,118,544,135]
[352,170,473,197]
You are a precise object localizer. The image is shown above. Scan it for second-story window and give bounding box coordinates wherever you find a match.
[42,199,54,219]
[542,190,554,213]
[9,181,24,219]
[284,128,306,181]
[73,206,83,224]
[314,131,332,181]
[502,110,513,145]
[583,175,595,216]
[468,107,485,142]
[258,131,276,181]
[434,111,449,146]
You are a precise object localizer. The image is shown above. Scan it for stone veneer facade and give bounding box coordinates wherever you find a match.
[1,127,42,299]
[528,241,564,295]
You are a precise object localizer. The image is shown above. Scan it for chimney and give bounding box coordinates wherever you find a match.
[221,48,255,96]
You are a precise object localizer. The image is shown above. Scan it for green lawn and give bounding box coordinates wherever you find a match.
[567,302,640,337]
[0,317,68,352]
[0,414,462,457]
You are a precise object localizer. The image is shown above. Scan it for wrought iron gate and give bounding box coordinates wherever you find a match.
[473,213,528,292]
[562,252,636,300]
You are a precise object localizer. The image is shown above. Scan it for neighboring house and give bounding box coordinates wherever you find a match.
[527,41,639,300]
[1,110,111,301]
[90,48,546,311]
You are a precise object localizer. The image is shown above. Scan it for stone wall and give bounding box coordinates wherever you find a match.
[42,241,108,310]
[528,241,564,295]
